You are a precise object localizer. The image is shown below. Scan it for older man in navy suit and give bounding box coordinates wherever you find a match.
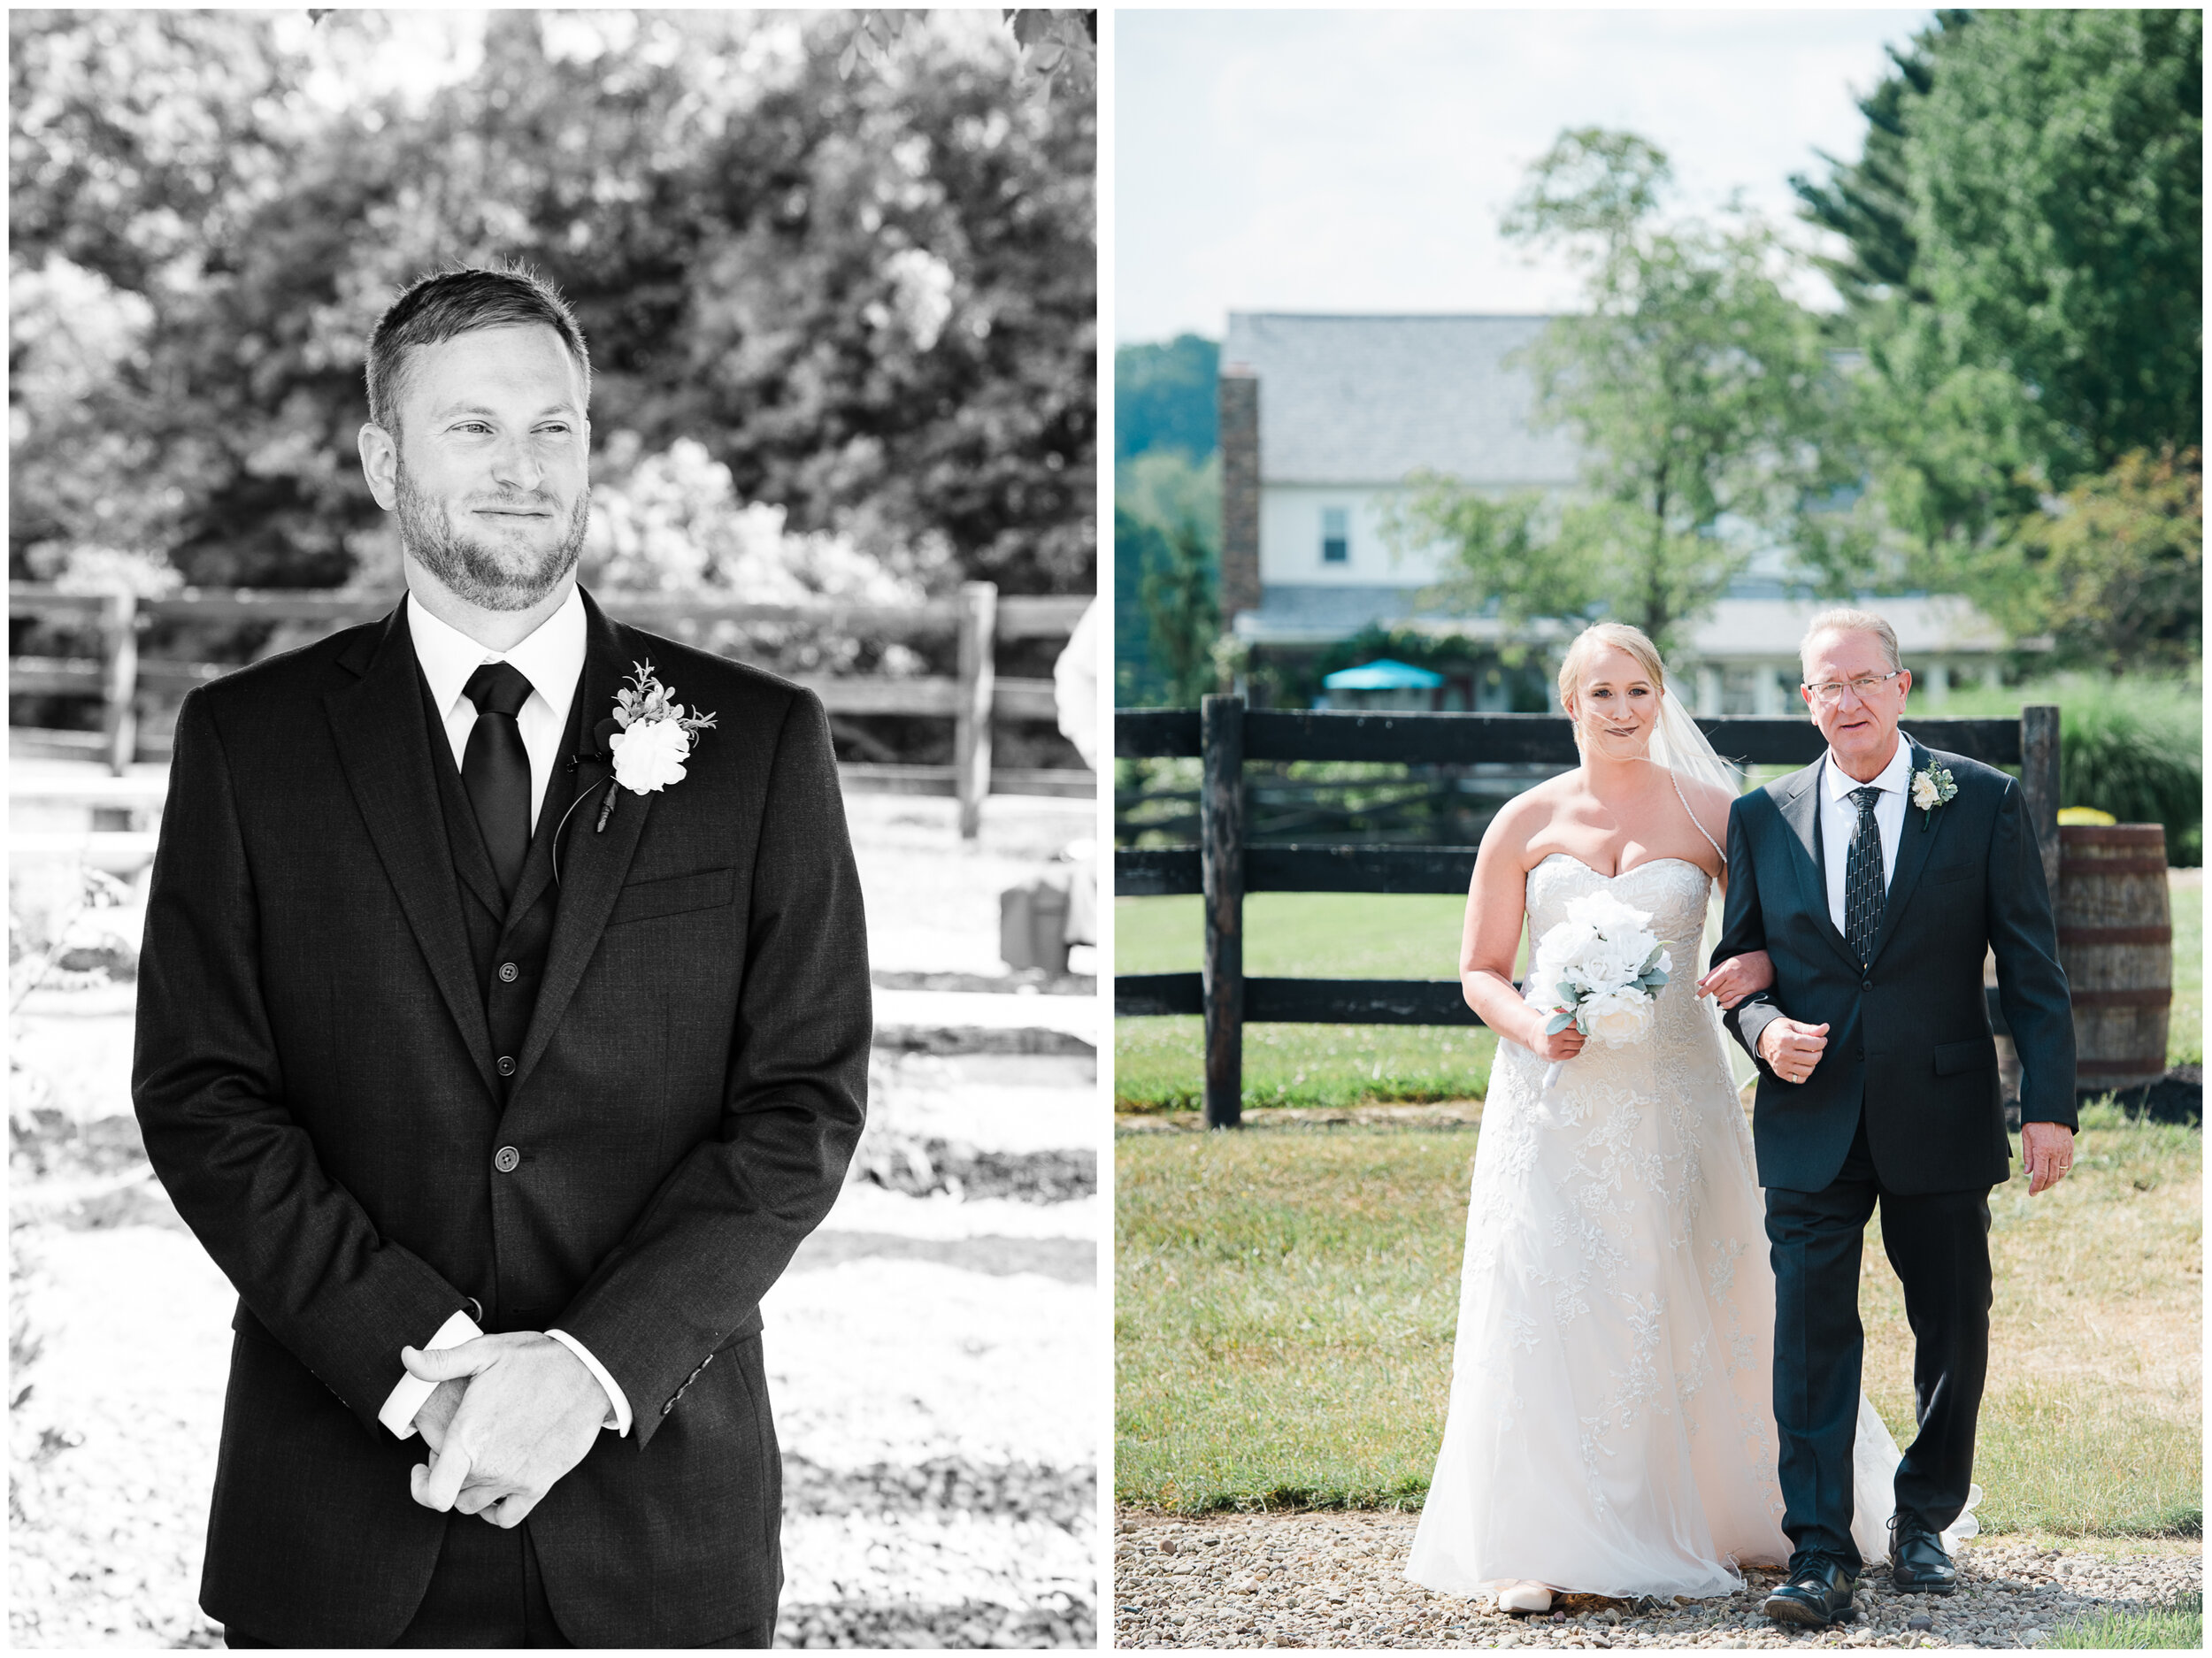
[1715,609,2073,1630]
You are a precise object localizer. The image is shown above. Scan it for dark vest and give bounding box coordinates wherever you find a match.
[415,662,588,1111]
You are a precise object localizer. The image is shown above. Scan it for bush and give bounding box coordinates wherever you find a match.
[1939,674,2200,865]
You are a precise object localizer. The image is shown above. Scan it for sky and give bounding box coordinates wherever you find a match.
[1116,8,1934,342]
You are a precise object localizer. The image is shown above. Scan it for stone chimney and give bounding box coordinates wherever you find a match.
[1217,363,1261,624]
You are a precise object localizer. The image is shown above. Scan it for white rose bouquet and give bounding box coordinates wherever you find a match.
[1529,890,1673,1088]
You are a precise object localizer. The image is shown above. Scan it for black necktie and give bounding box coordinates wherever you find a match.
[462,661,534,904]
[1844,785,1885,965]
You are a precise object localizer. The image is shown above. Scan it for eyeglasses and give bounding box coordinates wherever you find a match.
[1802,670,1904,706]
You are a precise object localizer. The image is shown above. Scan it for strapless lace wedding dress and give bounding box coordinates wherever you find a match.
[1406,854,1975,1600]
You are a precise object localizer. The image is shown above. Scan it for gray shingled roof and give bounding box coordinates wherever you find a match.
[1223,313,1584,487]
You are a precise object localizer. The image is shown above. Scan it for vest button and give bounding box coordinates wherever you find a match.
[499,962,519,984]
[495,1145,521,1174]
[497,1055,517,1077]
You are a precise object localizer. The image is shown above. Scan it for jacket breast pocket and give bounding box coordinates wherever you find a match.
[1928,859,1978,885]
[1933,1037,1995,1076]
[607,865,736,928]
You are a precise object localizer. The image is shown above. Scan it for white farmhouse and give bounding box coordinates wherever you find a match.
[1218,311,2014,714]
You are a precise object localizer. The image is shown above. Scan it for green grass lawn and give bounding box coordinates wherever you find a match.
[1117,892,1473,979]
[1116,1103,2200,1533]
[1117,880,2200,1105]
[2047,1593,2204,1648]
[1115,893,1507,1113]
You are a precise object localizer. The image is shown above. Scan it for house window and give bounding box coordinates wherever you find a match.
[1321,506,1349,564]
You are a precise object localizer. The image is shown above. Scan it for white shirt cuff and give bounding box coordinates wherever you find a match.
[546,1328,633,1437]
[379,1308,480,1439]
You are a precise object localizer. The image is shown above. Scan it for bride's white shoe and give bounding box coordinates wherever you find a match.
[1496,1581,1554,1616]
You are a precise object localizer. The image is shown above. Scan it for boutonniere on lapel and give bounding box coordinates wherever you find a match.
[591,660,718,832]
[1910,760,1957,830]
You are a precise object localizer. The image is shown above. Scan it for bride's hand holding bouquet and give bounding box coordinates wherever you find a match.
[1528,890,1674,1087]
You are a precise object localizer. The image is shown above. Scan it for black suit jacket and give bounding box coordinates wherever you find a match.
[131,588,872,1646]
[1717,736,2075,1195]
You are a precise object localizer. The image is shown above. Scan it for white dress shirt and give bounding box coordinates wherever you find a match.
[404,585,588,833]
[1818,737,1912,938]
[376,585,634,1441]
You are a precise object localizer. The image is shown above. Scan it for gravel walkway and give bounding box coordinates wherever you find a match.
[1114,1511,2200,1649]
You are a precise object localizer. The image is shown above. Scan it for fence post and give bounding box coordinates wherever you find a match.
[1201,694,1245,1128]
[101,588,139,777]
[952,581,997,840]
[2020,704,2061,898]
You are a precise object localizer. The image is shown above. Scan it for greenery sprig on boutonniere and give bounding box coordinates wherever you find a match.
[595,661,717,831]
[1910,760,1958,830]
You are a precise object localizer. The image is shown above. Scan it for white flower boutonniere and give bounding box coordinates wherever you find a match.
[596,660,718,830]
[1910,760,1958,830]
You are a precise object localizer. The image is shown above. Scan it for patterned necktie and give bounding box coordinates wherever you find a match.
[462,661,534,904]
[1844,784,1885,965]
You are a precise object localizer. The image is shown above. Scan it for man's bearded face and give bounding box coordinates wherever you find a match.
[383,322,593,612]
[396,449,590,612]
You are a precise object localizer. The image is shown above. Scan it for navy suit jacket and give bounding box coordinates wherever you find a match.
[132,588,871,1645]
[1717,735,2075,1195]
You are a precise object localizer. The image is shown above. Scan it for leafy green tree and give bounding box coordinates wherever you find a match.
[1112,506,1168,704]
[1113,448,1220,705]
[1905,9,2200,478]
[1114,334,1218,462]
[1995,447,2202,675]
[1394,128,1849,653]
[1788,12,1972,312]
[1136,514,1219,708]
[1800,10,2200,604]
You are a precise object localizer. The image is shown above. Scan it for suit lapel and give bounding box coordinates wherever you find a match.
[325,603,499,1095]
[1777,763,1860,970]
[1866,737,1941,971]
[510,590,653,1094]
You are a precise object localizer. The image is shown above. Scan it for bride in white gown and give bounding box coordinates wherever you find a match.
[1406,623,1973,1612]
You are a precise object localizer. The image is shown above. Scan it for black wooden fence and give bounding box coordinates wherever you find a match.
[1114,696,2062,1127]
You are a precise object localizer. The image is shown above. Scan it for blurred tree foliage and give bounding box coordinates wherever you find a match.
[1112,448,1218,706]
[1996,446,2201,675]
[1111,337,1223,704]
[1394,128,1855,656]
[1114,334,1217,464]
[9,9,1095,597]
[1795,9,2200,663]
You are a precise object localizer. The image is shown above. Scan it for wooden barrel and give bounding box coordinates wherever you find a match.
[2056,824,2171,1093]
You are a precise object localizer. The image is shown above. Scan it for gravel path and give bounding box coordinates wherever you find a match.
[1113,1511,2200,1649]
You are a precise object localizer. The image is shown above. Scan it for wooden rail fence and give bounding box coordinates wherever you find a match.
[9,580,1094,838]
[1114,697,2062,1127]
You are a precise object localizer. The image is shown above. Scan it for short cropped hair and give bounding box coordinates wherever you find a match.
[1799,607,1901,678]
[365,265,591,436]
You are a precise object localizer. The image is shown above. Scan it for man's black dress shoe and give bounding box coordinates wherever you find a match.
[1762,1554,1856,1627]
[1889,1513,1958,1594]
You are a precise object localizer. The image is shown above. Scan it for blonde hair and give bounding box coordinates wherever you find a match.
[1800,608,1901,677]
[1556,622,1666,720]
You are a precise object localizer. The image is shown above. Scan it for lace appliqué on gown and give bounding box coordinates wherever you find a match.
[1406,855,1978,1600]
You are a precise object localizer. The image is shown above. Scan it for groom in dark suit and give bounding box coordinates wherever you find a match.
[1715,609,2074,1628]
[133,265,872,1646]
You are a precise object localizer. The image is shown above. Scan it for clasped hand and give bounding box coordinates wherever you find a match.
[403,1332,608,1528]
[1757,1017,1831,1084]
